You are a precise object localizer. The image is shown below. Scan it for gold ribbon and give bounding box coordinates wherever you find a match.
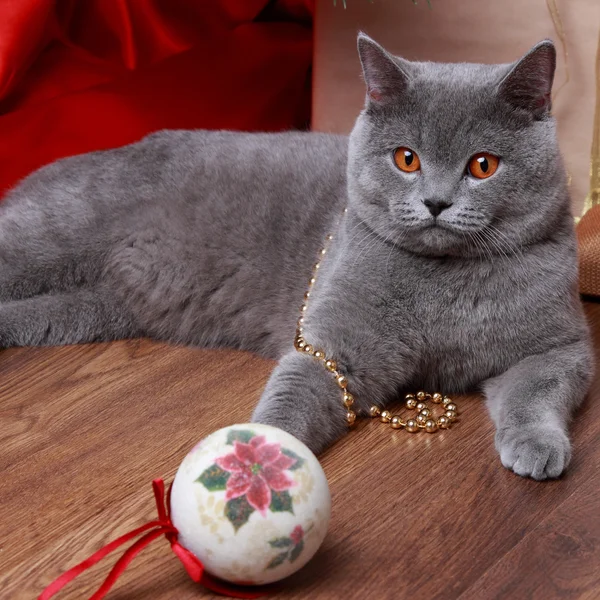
[583,29,600,215]
[546,0,570,101]
[577,28,600,296]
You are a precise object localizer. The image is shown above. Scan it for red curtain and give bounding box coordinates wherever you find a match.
[0,0,313,196]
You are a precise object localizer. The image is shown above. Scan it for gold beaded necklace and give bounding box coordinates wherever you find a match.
[293,210,459,433]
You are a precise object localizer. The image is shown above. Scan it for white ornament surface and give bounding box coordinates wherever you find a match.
[171,423,331,585]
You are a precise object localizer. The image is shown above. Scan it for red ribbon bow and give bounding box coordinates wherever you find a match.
[39,479,267,600]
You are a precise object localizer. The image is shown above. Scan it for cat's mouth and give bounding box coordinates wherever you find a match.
[411,219,473,249]
[419,219,460,234]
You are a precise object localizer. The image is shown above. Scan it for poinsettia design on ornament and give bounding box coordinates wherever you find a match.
[196,429,305,531]
[266,524,313,570]
[216,436,296,515]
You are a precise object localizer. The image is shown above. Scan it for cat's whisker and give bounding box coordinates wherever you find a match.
[343,219,378,252]
[472,229,495,263]
[488,216,529,249]
[483,224,527,267]
[469,233,487,265]
[384,229,407,276]
[342,217,370,244]
[481,229,510,261]
[453,212,483,223]
[346,227,377,257]
[480,226,529,288]
[465,230,488,264]
[348,227,385,269]
[451,222,485,231]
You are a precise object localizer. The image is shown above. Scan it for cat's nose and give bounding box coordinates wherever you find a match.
[423,198,453,217]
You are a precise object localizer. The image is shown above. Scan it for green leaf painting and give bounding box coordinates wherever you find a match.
[267,552,289,569]
[225,429,255,445]
[289,540,304,563]
[266,526,306,570]
[270,490,294,514]
[196,464,230,491]
[281,448,305,471]
[225,496,255,531]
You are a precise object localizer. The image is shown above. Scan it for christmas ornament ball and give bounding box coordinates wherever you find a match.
[170,423,331,585]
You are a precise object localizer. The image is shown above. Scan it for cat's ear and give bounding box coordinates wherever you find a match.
[498,40,556,118]
[357,33,410,106]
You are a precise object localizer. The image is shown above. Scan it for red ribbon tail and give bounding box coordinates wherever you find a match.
[170,541,204,581]
[152,479,169,522]
[38,520,165,600]
[89,527,172,600]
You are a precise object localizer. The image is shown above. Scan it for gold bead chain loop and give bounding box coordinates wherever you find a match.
[369,392,458,433]
[293,219,459,432]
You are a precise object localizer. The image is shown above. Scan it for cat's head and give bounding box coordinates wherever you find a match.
[347,34,568,258]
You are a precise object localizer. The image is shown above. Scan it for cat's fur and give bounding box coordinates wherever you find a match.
[0,35,592,480]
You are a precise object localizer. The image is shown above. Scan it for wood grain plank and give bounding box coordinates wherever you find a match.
[458,463,600,600]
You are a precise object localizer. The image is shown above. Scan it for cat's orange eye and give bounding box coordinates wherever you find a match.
[468,153,499,179]
[394,147,421,173]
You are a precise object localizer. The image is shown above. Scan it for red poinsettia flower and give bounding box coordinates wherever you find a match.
[290,525,304,545]
[216,436,296,516]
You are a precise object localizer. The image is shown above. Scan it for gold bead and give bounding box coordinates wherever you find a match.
[309,277,316,285]
[442,396,452,406]
[295,338,305,349]
[380,410,392,423]
[420,407,432,418]
[369,405,381,417]
[417,391,426,401]
[325,359,337,372]
[438,415,451,429]
[314,350,324,359]
[416,402,427,412]
[405,393,415,401]
[303,344,313,354]
[296,326,303,335]
[298,317,305,325]
[445,403,458,413]
[390,416,402,429]
[416,413,428,425]
[346,410,356,426]
[432,393,443,403]
[336,374,348,388]
[406,398,418,410]
[304,291,310,300]
[425,419,438,433]
[343,393,354,407]
[425,393,432,400]
[313,263,320,271]
[320,248,327,256]
[326,234,333,241]
[445,410,457,422]
[406,419,419,433]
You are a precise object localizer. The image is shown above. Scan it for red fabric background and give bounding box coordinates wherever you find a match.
[0,0,313,196]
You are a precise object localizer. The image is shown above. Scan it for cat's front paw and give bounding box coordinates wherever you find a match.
[495,425,571,480]
[252,394,346,456]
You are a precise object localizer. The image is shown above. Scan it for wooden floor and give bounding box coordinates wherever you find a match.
[2,305,599,600]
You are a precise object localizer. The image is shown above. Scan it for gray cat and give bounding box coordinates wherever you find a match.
[0,34,592,480]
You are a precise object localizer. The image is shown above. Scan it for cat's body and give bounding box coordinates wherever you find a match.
[0,35,593,480]
[0,130,347,355]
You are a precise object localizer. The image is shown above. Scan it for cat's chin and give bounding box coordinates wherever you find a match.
[400,224,472,258]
